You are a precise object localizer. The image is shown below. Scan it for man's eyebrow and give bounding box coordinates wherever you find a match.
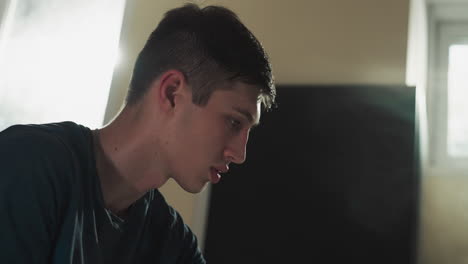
[232,106,260,127]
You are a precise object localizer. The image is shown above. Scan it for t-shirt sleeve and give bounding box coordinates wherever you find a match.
[158,204,206,264]
[170,208,206,264]
[0,127,72,263]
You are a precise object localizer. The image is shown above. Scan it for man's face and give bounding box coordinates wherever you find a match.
[165,81,261,193]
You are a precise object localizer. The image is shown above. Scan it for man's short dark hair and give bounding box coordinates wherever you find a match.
[126,4,275,110]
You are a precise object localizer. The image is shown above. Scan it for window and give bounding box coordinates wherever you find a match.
[428,3,468,170]
[447,44,468,157]
[0,0,126,130]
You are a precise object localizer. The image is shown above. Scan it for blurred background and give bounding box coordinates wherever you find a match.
[0,0,467,263]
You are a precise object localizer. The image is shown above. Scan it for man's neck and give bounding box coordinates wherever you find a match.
[92,106,169,215]
[92,129,142,215]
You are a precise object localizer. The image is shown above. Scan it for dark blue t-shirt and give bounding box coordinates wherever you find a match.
[0,122,205,263]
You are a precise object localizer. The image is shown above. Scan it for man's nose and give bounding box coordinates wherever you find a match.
[225,130,249,164]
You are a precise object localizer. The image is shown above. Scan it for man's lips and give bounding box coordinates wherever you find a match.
[210,167,221,184]
[210,165,229,184]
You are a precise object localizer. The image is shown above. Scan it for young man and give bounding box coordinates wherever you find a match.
[0,3,275,264]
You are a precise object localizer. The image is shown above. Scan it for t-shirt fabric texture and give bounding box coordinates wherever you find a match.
[0,122,206,264]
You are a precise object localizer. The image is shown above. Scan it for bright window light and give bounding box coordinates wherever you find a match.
[0,0,126,130]
[447,44,468,157]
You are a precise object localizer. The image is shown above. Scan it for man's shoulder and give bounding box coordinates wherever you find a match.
[0,121,94,215]
[0,121,92,179]
[0,121,88,140]
[0,121,90,152]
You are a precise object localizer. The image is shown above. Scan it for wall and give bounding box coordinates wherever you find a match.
[103,0,410,247]
[419,174,468,264]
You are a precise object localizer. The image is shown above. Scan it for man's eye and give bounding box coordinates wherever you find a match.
[229,118,241,130]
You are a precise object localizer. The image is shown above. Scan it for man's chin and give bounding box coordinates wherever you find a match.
[179,180,209,194]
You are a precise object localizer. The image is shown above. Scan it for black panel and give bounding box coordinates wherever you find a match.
[204,85,420,264]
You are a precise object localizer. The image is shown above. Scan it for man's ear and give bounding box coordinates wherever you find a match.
[156,70,188,111]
